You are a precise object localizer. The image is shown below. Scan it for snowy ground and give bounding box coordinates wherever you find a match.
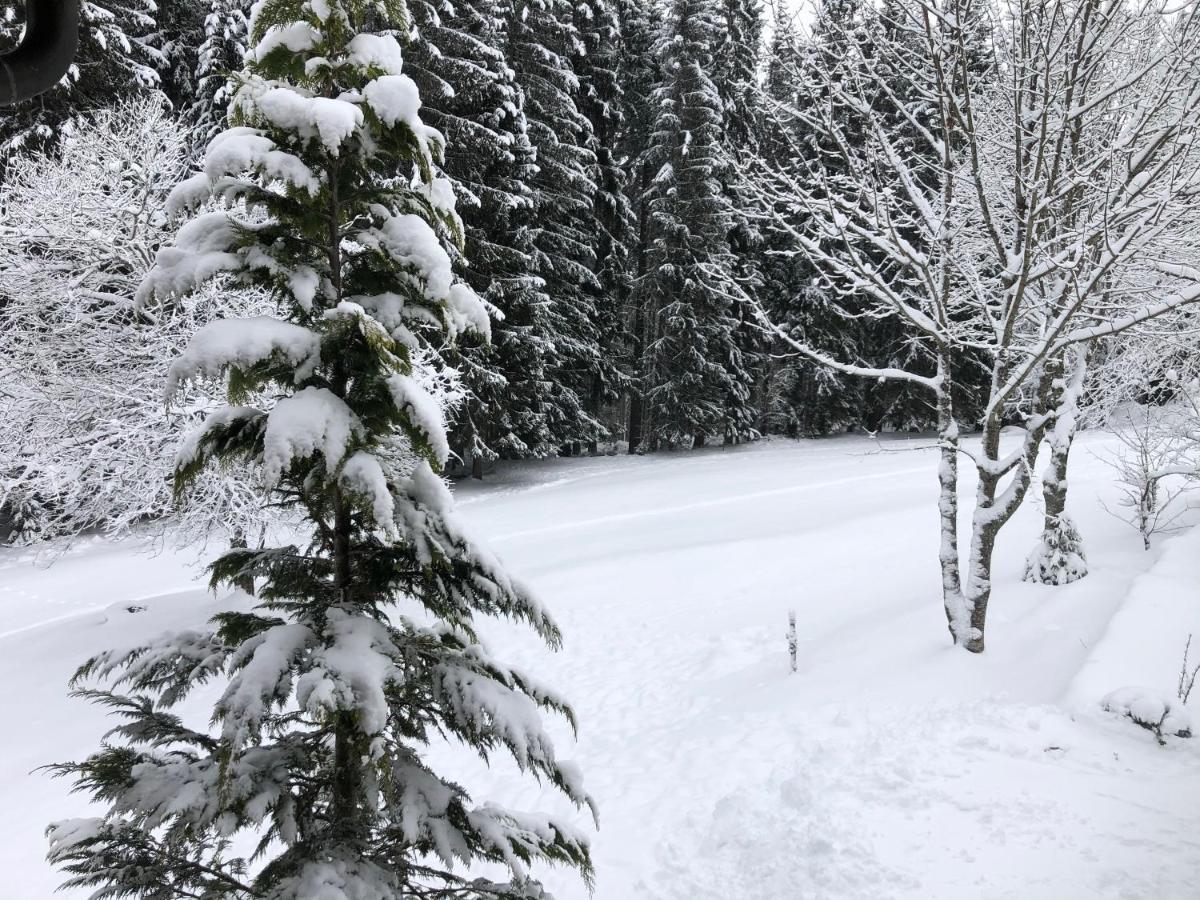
[2,432,1199,899]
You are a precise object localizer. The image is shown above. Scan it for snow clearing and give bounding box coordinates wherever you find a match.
[2,433,1197,899]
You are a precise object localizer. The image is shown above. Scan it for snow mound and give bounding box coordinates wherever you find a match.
[1101,687,1193,742]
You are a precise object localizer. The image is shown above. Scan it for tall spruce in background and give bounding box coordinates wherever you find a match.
[405,0,558,470]
[637,0,748,448]
[758,2,867,436]
[189,0,254,157]
[619,0,662,451]
[855,0,993,432]
[507,0,605,451]
[152,0,209,112]
[573,0,636,441]
[45,0,595,895]
[714,0,765,441]
[0,0,161,165]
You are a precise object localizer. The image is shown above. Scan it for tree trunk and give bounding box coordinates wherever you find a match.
[230,528,255,596]
[627,159,654,455]
[934,365,967,646]
[963,367,1058,652]
[1024,349,1089,585]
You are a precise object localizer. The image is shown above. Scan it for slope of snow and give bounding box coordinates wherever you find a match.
[2,432,1198,899]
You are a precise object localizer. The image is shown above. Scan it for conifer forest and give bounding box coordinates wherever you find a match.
[1,0,1200,897]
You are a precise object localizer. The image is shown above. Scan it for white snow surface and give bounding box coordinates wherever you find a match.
[2,433,1199,899]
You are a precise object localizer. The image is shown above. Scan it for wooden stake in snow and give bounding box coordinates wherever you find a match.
[787,610,797,674]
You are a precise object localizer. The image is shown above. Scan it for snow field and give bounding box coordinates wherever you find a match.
[1,433,1198,898]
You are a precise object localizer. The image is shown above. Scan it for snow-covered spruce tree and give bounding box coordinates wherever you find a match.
[636,0,751,449]
[0,0,161,166]
[618,0,663,452]
[151,0,210,112]
[403,0,560,469]
[44,3,595,896]
[755,1,869,437]
[507,0,606,451]
[713,0,766,442]
[189,0,255,158]
[573,0,636,441]
[0,97,271,548]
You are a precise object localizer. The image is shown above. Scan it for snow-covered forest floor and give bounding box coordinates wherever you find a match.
[2,433,1199,899]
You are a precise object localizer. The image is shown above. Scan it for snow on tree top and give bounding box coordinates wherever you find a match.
[347,33,406,76]
[252,22,322,61]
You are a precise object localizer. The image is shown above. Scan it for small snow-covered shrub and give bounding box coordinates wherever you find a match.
[1024,513,1088,585]
[1088,339,1200,551]
[1101,687,1193,745]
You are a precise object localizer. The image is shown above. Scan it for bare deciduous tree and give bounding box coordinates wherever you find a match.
[0,98,274,548]
[750,0,1200,651]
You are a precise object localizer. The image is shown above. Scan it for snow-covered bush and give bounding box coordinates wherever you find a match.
[1024,514,1088,585]
[1089,337,1200,550]
[1102,687,1193,745]
[45,3,593,898]
[0,97,275,548]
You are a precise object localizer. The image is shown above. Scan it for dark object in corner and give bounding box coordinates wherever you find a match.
[0,0,80,105]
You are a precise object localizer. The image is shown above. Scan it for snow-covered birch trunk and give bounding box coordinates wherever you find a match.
[935,363,967,642]
[1025,347,1091,584]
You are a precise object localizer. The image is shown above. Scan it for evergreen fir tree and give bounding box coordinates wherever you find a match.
[713,0,765,442]
[402,0,559,468]
[637,0,749,448]
[758,5,866,436]
[859,0,995,432]
[0,0,161,165]
[714,0,762,156]
[616,0,662,451]
[506,0,606,451]
[152,0,210,112]
[189,0,255,157]
[572,0,636,441]
[45,2,595,896]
